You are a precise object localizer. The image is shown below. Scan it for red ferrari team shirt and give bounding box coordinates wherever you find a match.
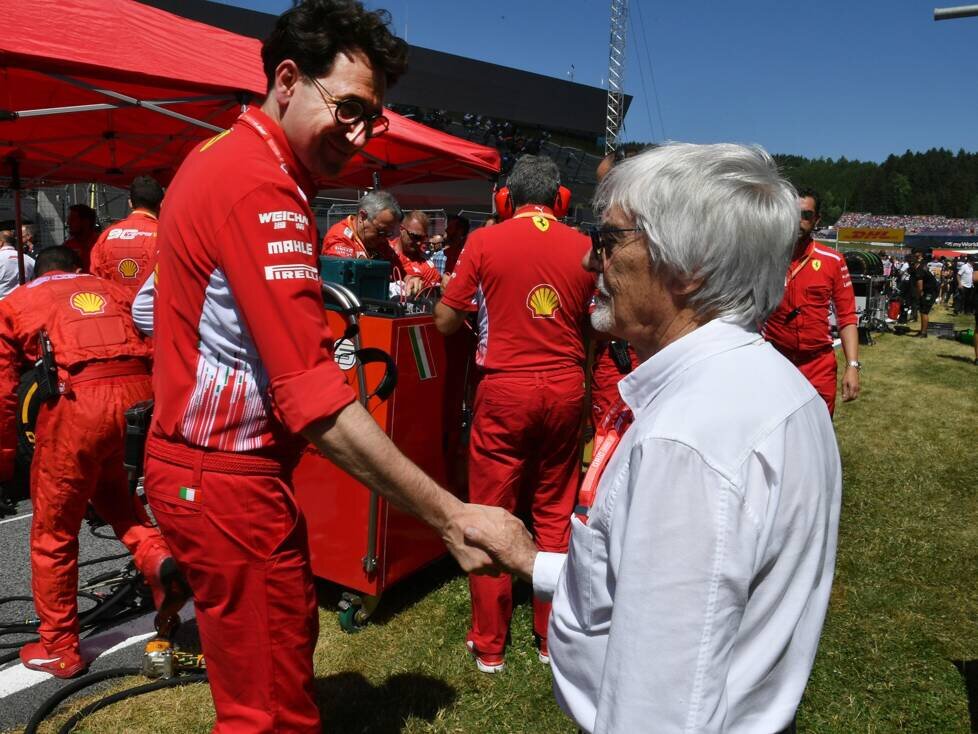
[322,215,368,259]
[764,238,857,354]
[441,205,595,371]
[322,216,401,273]
[152,106,355,456]
[90,210,158,301]
[0,270,151,478]
[391,239,442,289]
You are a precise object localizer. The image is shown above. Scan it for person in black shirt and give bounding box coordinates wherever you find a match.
[912,251,940,338]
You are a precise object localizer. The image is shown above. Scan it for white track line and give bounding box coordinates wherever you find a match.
[0,601,192,698]
[0,512,32,526]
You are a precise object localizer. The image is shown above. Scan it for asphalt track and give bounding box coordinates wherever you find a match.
[0,497,195,732]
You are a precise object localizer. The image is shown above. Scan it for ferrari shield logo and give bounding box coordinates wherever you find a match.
[532,216,550,232]
[811,259,821,271]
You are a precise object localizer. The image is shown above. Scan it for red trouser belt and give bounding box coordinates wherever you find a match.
[70,358,149,384]
[146,436,286,476]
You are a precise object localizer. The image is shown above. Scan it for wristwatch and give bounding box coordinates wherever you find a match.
[847,360,861,371]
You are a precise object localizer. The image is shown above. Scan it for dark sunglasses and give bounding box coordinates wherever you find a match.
[308,77,390,138]
[588,227,642,261]
[800,210,817,222]
[403,229,427,243]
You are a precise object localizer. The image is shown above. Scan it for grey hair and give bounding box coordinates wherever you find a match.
[593,142,797,326]
[506,155,560,208]
[359,190,403,221]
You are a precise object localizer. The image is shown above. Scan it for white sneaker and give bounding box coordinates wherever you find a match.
[466,640,506,673]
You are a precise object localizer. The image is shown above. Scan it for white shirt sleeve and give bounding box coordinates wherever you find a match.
[593,438,758,734]
[132,271,156,337]
[532,551,567,602]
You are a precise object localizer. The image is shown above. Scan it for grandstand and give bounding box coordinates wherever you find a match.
[834,212,978,235]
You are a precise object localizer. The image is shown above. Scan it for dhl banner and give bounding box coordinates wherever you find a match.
[837,227,905,244]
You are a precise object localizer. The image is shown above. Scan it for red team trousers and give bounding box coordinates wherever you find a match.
[144,440,320,734]
[466,366,583,656]
[31,373,170,653]
[775,346,838,416]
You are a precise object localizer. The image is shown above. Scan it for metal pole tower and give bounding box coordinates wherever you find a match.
[934,4,978,19]
[605,0,628,155]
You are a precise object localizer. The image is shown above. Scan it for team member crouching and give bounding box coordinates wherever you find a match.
[0,247,183,678]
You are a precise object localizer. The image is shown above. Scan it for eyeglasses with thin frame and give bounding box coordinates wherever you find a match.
[308,77,390,138]
[588,226,642,262]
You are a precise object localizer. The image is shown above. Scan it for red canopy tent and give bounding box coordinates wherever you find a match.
[0,0,500,187]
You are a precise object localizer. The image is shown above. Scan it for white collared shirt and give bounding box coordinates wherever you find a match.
[533,318,841,734]
[0,246,34,299]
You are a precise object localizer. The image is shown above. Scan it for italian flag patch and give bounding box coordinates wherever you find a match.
[408,325,436,381]
[179,486,198,502]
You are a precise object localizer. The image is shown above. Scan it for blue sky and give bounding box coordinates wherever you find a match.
[217,0,978,162]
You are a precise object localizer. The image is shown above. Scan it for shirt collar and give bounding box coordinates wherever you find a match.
[619,318,762,412]
[238,106,318,198]
[513,204,555,218]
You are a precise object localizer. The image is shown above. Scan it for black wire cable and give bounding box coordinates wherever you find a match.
[55,673,209,734]
[23,666,141,734]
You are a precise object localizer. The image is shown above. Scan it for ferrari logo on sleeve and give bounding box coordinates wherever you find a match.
[527,284,561,319]
[812,260,821,271]
[118,258,140,279]
[70,292,106,315]
[532,216,550,232]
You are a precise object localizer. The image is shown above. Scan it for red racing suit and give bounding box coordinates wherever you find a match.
[0,271,170,655]
[148,106,355,733]
[90,210,158,302]
[764,238,857,415]
[441,205,595,656]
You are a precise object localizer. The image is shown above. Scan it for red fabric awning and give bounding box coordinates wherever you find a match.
[0,0,499,188]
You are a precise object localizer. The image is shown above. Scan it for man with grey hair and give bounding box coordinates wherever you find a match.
[322,189,403,260]
[464,143,842,732]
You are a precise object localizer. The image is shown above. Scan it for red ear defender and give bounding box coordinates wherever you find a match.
[553,186,571,218]
[494,185,571,219]
[493,186,514,220]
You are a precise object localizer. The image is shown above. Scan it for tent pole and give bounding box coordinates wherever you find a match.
[9,157,26,285]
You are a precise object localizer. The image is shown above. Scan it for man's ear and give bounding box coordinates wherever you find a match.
[271,59,301,106]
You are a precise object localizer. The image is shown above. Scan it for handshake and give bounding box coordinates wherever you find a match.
[441,503,539,580]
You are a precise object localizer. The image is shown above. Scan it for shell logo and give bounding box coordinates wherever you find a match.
[70,292,107,316]
[118,258,140,279]
[526,284,561,319]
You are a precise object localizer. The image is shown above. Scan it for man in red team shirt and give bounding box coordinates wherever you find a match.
[63,204,99,273]
[0,247,182,679]
[393,210,446,292]
[764,188,860,416]
[90,176,164,302]
[148,3,491,731]
[321,188,402,260]
[435,155,595,673]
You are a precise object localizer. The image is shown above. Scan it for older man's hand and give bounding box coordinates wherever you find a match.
[463,505,537,582]
[441,504,500,575]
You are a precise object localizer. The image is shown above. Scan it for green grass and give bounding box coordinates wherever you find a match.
[9,304,978,733]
